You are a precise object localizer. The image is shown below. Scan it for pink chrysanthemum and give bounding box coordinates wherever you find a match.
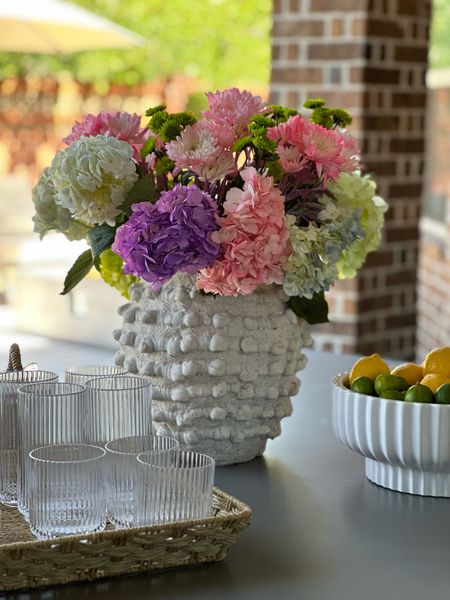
[339,132,360,173]
[196,167,290,296]
[202,87,267,148]
[302,123,345,180]
[277,145,304,173]
[63,111,148,161]
[267,114,359,181]
[166,121,235,181]
[267,114,309,150]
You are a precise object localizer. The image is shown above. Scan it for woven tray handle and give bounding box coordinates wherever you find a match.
[7,344,23,372]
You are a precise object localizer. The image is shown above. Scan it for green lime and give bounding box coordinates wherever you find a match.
[380,389,405,400]
[435,383,450,405]
[374,374,409,396]
[350,376,375,396]
[404,384,434,404]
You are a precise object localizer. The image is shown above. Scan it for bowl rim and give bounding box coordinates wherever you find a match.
[331,372,450,409]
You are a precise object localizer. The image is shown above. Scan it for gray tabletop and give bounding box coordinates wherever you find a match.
[7,345,450,600]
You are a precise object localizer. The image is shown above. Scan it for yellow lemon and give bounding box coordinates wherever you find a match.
[349,354,390,386]
[391,363,423,386]
[423,347,450,377]
[420,373,450,394]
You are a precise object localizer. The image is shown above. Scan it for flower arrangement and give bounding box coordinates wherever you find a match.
[32,88,386,324]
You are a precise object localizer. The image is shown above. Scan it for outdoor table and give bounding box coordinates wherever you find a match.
[7,341,450,600]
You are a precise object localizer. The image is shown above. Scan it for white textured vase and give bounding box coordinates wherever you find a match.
[332,374,450,497]
[114,274,311,465]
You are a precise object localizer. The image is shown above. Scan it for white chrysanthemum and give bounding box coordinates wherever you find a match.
[32,167,89,241]
[50,135,138,226]
[326,172,387,278]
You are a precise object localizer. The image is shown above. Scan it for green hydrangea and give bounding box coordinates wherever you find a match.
[99,249,138,299]
[283,209,363,299]
[326,172,388,278]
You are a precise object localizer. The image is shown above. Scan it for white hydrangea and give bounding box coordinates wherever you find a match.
[32,167,89,241]
[326,172,387,278]
[50,135,138,226]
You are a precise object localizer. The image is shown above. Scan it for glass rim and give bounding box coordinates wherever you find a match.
[29,443,106,464]
[85,375,150,391]
[0,370,58,383]
[65,365,127,375]
[137,449,215,470]
[17,381,86,396]
[105,435,178,456]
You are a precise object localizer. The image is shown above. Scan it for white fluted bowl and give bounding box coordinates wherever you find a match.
[332,373,450,497]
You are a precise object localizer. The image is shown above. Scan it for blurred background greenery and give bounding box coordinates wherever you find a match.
[429,0,450,69]
[0,0,271,92]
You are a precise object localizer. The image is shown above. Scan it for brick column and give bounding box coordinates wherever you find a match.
[271,0,431,358]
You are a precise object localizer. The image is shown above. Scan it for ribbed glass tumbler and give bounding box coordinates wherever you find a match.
[85,376,152,447]
[136,450,215,525]
[28,444,106,539]
[0,370,58,506]
[17,382,86,519]
[105,435,179,529]
[65,365,127,385]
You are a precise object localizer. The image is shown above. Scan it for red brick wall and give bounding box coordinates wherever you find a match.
[417,78,450,357]
[271,0,431,358]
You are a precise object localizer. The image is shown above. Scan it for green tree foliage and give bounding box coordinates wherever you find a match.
[0,0,271,88]
[430,0,450,69]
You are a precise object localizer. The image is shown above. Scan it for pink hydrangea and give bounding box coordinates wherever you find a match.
[202,88,267,148]
[166,121,235,181]
[267,114,359,181]
[196,167,290,296]
[63,111,148,161]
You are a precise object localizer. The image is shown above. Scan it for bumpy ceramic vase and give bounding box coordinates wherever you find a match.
[114,274,311,465]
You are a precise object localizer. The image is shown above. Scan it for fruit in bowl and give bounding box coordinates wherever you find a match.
[332,346,450,497]
[347,348,450,404]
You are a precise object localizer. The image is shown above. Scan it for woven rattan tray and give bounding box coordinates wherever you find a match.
[0,487,251,592]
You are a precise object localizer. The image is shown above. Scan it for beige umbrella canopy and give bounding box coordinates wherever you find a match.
[0,0,146,53]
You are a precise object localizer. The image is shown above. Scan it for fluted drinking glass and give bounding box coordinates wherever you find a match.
[28,443,106,539]
[65,365,127,385]
[105,435,179,528]
[17,382,86,518]
[136,450,215,525]
[85,376,152,448]
[0,370,58,506]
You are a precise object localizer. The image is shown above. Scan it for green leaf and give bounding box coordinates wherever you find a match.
[287,291,329,325]
[87,223,117,259]
[120,176,157,216]
[60,250,94,296]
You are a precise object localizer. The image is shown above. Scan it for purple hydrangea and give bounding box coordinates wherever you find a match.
[112,184,221,289]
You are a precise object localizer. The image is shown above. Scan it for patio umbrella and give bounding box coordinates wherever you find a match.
[0,0,146,53]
